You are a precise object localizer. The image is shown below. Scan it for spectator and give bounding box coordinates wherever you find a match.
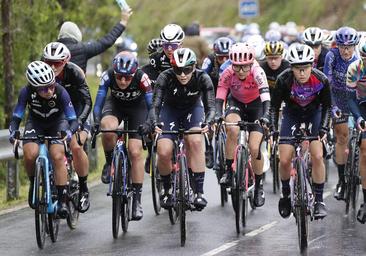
[57,8,132,73]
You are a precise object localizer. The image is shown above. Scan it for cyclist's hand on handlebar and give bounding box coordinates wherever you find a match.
[357,117,366,131]
[331,106,342,119]
[9,130,16,144]
[259,116,270,129]
[64,130,73,142]
[318,127,328,141]
[201,122,210,134]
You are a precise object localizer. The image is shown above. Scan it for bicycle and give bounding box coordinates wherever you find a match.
[269,131,280,194]
[213,118,228,206]
[156,127,203,247]
[279,131,319,253]
[150,133,162,215]
[91,123,146,239]
[13,131,72,249]
[344,126,361,215]
[224,121,258,234]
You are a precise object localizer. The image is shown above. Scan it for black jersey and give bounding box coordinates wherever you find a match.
[259,59,290,95]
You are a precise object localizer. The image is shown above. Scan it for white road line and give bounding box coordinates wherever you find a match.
[200,241,239,256]
[308,234,326,245]
[245,221,278,237]
[200,221,277,256]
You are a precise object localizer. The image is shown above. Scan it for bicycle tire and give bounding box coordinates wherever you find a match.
[151,144,162,215]
[169,172,179,225]
[112,153,122,238]
[217,131,228,206]
[351,141,360,211]
[66,177,79,230]
[271,143,280,194]
[295,159,308,253]
[232,147,245,234]
[34,160,47,249]
[121,154,130,233]
[345,136,356,214]
[179,155,187,247]
[48,174,59,242]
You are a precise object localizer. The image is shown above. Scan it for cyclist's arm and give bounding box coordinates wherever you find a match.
[93,71,109,125]
[9,86,28,134]
[219,59,231,75]
[201,56,213,74]
[60,87,78,133]
[85,23,126,59]
[253,66,271,119]
[323,50,337,106]
[319,76,332,130]
[215,68,231,117]
[138,72,153,110]
[150,72,167,124]
[271,74,286,129]
[345,61,363,120]
[201,73,216,123]
[70,63,92,124]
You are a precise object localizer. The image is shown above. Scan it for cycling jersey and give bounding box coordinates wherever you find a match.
[259,59,290,95]
[9,84,78,133]
[323,47,358,112]
[201,53,220,93]
[56,62,92,125]
[150,68,215,125]
[313,46,329,72]
[272,68,331,130]
[216,63,270,102]
[93,68,152,124]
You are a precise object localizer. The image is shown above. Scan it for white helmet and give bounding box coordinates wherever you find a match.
[26,61,55,87]
[287,44,314,65]
[160,24,185,43]
[265,29,282,41]
[322,30,335,48]
[246,34,266,61]
[172,48,196,67]
[302,27,323,46]
[43,42,70,61]
[269,21,280,31]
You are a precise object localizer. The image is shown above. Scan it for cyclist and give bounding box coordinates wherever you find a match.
[93,51,152,221]
[216,43,270,207]
[346,41,366,223]
[201,36,234,168]
[272,44,331,219]
[42,42,92,213]
[302,27,329,72]
[323,26,359,200]
[9,61,78,218]
[260,41,290,97]
[148,48,215,210]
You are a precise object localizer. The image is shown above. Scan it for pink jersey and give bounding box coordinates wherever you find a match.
[216,63,270,104]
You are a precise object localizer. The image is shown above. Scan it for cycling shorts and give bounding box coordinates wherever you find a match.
[23,117,69,145]
[101,96,148,139]
[158,101,204,141]
[225,95,263,133]
[279,107,321,145]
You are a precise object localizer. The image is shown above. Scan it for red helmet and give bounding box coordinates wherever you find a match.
[229,43,255,65]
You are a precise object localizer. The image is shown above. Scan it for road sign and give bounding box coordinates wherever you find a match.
[238,0,259,19]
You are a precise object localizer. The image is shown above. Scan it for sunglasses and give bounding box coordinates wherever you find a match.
[37,84,56,93]
[162,42,180,51]
[172,65,194,75]
[216,55,229,61]
[115,73,134,81]
[44,59,65,68]
[232,64,252,72]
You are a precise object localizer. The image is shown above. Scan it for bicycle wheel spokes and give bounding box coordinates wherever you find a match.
[34,161,47,249]
[151,146,162,215]
[112,156,122,238]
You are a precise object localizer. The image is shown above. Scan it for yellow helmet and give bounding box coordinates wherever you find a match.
[264,41,284,56]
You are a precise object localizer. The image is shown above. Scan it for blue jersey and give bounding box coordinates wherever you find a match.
[10,84,78,133]
[323,48,358,112]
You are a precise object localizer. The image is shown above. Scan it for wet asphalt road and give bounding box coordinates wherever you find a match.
[1,162,366,256]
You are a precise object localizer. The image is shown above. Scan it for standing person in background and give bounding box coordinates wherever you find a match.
[57,8,132,73]
[182,22,210,67]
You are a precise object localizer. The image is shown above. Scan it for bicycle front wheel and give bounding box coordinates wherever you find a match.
[271,143,280,194]
[151,144,162,215]
[34,161,47,249]
[66,177,79,230]
[294,160,308,253]
[232,147,246,234]
[217,131,228,206]
[178,155,187,247]
[169,171,179,225]
[112,154,122,238]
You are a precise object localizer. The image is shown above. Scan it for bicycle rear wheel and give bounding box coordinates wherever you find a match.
[112,154,122,238]
[34,161,47,249]
[179,155,187,247]
[295,160,308,253]
[151,144,162,215]
[66,178,79,230]
[271,143,280,194]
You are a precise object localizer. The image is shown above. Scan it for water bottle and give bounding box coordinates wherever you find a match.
[115,0,130,11]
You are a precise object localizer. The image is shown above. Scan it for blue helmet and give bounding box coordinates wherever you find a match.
[112,51,138,75]
[213,37,235,56]
[335,27,359,46]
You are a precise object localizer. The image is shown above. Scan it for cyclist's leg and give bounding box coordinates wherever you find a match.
[333,119,349,200]
[23,120,42,209]
[221,96,242,185]
[184,102,207,208]
[357,136,366,223]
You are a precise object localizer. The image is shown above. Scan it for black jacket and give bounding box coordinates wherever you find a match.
[58,23,126,73]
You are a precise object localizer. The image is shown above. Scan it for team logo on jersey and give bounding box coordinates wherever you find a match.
[173,88,178,95]
[49,101,56,107]
[187,113,192,123]
[24,129,35,135]
[187,91,199,96]
[169,122,175,130]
